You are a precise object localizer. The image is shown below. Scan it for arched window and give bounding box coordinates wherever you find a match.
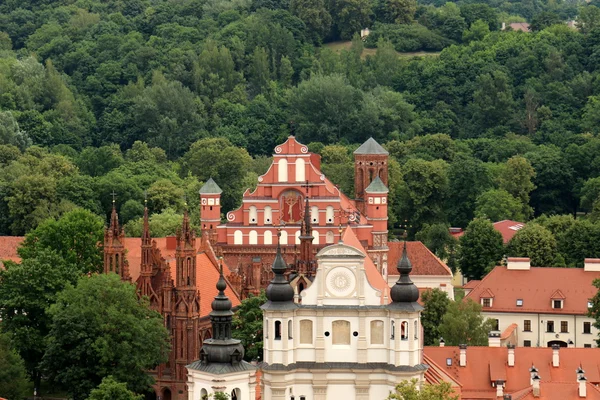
[332,320,350,345]
[391,320,395,339]
[371,320,384,344]
[295,230,301,244]
[234,230,243,245]
[264,230,273,245]
[200,389,208,400]
[295,158,305,182]
[312,231,319,244]
[275,321,282,340]
[264,205,272,224]
[326,206,334,224]
[280,231,288,245]
[288,320,293,339]
[300,319,313,344]
[249,230,258,245]
[414,320,418,339]
[231,388,240,400]
[326,231,335,244]
[278,159,288,182]
[249,206,257,224]
[401,321,408,340]
[311,205,319,224]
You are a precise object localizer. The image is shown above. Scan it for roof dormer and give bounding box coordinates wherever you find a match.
[551,289,565,309]
[480,288,495,308]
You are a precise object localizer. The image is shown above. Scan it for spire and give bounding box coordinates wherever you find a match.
[109,193,120,237]
[266,229,294,303]
[301,194,312,236]
[390,241,419,303]
[142,197,151,245]
[179,203,193,246]
[210,260,233,340]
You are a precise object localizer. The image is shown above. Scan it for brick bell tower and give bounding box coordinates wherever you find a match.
[354,137,389,216]
[199,177,222,247]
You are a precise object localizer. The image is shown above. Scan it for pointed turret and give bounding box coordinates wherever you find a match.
[389,241,420,304]
[108,199,121,239]
[141,199,151,246]
[103,197,129,280]
[176,205,197,288]
[265,231,295,304]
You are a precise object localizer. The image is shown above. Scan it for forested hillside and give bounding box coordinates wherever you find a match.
[2,0,600,251]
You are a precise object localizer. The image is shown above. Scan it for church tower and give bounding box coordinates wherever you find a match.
[364,176,389,277]
[173,208,201,383]
[137,200,157,304]
[103,199,131,281]
[199,178,222,247]
[187,263,257,400]
[354,137,389,216]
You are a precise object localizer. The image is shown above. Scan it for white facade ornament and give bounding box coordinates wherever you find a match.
[301,146,308,153]
[227,212,235,221]
[275,146,282,153]
[327,267,356,297]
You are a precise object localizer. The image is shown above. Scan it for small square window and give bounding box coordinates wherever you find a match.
[553,300,562,309]
[524,340,531,347]
[516,299,523,307]
[482,298,491,307]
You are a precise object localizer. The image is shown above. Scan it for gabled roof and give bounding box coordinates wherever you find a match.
[353,137,388,155]
[424,346,600,400]
[550,289,566,299]
[465,266,600,315]
[450,220,525,244]
[479,288,495,299]
[199,178,223,194]
[388,241,452,277]
[365,176,389,193]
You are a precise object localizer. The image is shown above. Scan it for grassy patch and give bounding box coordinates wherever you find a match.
[323,40,440,59]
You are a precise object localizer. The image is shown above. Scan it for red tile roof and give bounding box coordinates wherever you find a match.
[0,236,24,265]
[451,220,525,244]
[465,266,600,315]
[388,241,452,277]
[501,323,518,340]
[424,346,600,400]
[463,280,481,289]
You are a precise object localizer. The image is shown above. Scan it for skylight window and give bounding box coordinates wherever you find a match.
[509,224,524,231]
[516,299,523,307]
[446,358,452,366]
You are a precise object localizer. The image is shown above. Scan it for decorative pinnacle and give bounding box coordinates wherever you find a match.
[111,190,117,204]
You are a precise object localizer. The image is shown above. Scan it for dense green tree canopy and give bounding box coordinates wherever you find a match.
[506,223,557,267]
[458,218,504,280]
[42,273,170,400]
[232,291,266,361]
[0,333,30,400]
[439,298,496,346]
[420,288,450,345]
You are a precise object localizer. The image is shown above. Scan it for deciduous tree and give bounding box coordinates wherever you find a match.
[87,376,143,400]
[421,288,450,345]
[458,218,504,280]
[439,299,496,346]
[0,333,30,400]
[232,291,266,362]
[387,378,459,400]
[506,223,557,267]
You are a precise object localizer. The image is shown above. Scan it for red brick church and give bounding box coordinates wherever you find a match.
[201,136,392,299]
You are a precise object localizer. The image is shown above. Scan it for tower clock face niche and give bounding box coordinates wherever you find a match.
[326,266,356,297]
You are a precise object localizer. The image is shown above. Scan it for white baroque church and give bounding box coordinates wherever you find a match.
[187,231,427,400]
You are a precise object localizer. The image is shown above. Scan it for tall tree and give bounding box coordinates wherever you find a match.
[506,223,557,267]
[446,154,491,227]
[439,299,496,346]
[415,223,458,269]
[475,189,524,222]
[471,71,515,133]
[42,274,170,400]
[498,156,535,219]
[329,0,372,40]
[290,0,332,43]
[421,288,450,345]
[232,291,267,362]
[458,218,504,280]
[0,333,30,400]
[88,377,143,400]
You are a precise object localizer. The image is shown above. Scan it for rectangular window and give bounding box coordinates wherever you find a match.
[561,321,568,333]
[493,319,499,330]
[516,299,523,307]
[370,320,384,345]
[524,320,531,332]
[585,344,592,348]
[332,320,350,345]
[584,322,592,334]
[483,298,491,307]
[524,340,531,347]
[299,320,313,344]
[553,300,562,309]
[547,321,554,333]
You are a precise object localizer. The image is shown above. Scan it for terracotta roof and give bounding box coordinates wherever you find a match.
[509,22,530,32]
[465,266,600,315]
[501,323,518,340]
[0,236,24,265]
[451,220,525,244]
[424,346,600,400]
[0,236,239,317]
[463,280,481,289]
[388,241,452,277]
[341,227,389,300]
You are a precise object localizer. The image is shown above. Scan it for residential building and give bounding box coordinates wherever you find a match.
[465,257,600,348]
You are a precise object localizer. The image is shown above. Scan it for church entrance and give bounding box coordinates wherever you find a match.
[144,390,157,400]
[547,340,567,347]
[161,388,172,400]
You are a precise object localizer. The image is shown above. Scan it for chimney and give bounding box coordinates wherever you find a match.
[532,374,541,397]
[508,344,515,367]
[529,365,539,385]
[488,330,501,347]
[439,337,445,347]
[552,344,560,367]
[584,258,600,272]
[577,366,585,381]
[502,22,506,30]
[507,257,531,270]
[568,339,575,348]
[579,376,587,398]
[496,380,505,397]
[459,344,467,367]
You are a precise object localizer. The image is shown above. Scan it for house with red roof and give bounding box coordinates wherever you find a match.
[464,257,600,348]
[451,220,526,244]
[424,345,600,399]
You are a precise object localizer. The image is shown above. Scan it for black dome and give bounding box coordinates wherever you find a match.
[265,233,294,303]
[390,241,420,304]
